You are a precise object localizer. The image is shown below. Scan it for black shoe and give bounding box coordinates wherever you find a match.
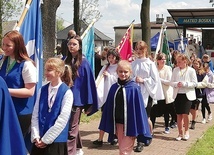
[190,121,196,130]
[144,138,152,146]
[110,139,118,145]
[93,139,103,146]
[134,142,144,152]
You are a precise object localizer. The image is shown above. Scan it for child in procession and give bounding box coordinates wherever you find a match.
[31,58,73,155]
[99,60,152,155]
[93,48,120,146]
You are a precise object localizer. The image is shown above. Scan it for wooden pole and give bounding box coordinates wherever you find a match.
[15,0,33,31]
[81,19,96,40]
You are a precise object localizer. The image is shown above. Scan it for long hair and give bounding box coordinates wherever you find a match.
[3,30,33,63]
[65,35,82,81]
[192,58,205,75]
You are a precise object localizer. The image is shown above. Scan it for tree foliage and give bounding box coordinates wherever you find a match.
[1,0,23,21]
[80,0,102,23]
[56,17,65,31]
[0,0,23,41]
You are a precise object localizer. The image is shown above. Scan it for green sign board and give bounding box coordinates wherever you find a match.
[178,18,214,25]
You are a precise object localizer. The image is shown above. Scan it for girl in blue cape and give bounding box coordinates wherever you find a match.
[0,76,26,155]
[65,35,99,155]
[99,60,152,155]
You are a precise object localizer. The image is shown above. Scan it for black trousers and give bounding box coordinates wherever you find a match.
[31,142,68,155]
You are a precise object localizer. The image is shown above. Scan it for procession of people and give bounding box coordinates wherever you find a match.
[0,29,214,155]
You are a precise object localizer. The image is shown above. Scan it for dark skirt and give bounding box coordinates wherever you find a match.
[174,94,192,114]
[31,142,68,155]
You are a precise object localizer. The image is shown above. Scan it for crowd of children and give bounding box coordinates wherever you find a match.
[1,30,214,155]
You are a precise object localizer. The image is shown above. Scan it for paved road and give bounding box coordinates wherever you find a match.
[80,104,214,155]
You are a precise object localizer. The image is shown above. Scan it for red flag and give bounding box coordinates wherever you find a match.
[117,24,134,61]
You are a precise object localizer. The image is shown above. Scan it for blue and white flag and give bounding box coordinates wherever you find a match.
[82,24,95,73]
[17,0,43,90]
[174,38,188,53]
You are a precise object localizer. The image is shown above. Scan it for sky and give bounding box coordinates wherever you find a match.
[57,0,212,40]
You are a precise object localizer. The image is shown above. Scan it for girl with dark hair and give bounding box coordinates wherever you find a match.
[65,35,99,155]
[153,53,176,134]
[0,30,37,148]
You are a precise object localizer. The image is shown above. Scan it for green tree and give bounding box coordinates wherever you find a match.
[56,17,65,31]
[0,0,23,40]
[141,0,151,53]
[80,0,102,23]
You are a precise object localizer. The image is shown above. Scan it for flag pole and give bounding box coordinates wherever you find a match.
[15,0,33,31]
[154,22,165,60]
[117,20,135,52]
[81,19,96,40]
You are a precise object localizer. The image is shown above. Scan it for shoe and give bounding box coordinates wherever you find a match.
[183,134,190,141]
[93,139,103,146]
[175,135,182,141]
[164,127,170,134]
[144,138,152,146]
[76,149,84,155]
[202,118,206,124]
[170,122,177,128]
[190,120,196,130]
[110,139,118,145]
[208,113,212,121]
[134,142,144,152]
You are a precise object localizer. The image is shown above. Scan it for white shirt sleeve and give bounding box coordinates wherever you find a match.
[31,89,42,142]
[22,61,37,83]
[41,89,73,144]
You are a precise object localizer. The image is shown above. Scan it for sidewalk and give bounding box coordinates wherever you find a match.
[80,104,214,155]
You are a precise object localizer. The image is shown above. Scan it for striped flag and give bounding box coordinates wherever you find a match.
[16,0,43,90]
[117,23,134,61]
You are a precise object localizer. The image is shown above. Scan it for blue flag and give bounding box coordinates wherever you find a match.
[18,0,43,90]
[82,25,95,73]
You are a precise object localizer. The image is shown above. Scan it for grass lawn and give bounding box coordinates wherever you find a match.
[80,110,101,123]
[187,126,214,155]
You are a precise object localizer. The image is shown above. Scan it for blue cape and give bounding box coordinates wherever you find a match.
[0,77,26,155]
[71,58,98,116]
[99,80,152,142]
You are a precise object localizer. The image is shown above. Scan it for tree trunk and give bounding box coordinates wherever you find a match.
[74,0,80,35]
[41,0,60,74]
[141,0,151,54]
